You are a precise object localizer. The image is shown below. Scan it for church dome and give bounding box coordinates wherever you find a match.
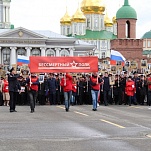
[81,0,105,14]
[142,30,151,39]
[72,7,86,23]
[112,16,117,24]
[116,0,137,19]
[60,9,72,25]
[104,12,113,27]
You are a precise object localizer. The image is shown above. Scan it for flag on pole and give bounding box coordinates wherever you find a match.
[17,55,29,65]
[110,50,126,65]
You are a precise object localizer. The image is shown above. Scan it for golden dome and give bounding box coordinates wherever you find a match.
[72,7,86,23]
[112,16,117,24]
[81,0,105,14]
[60,8,72,25]
[104,13,113,27]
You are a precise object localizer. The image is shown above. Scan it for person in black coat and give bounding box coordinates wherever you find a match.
[38,76,48,105]
[103,72,111,106]
[55,74,61,105]
[113,75,123,105]
[138,75,147,105]
[8,68,21,112]
[0,77,4,106]
[77,76,85,105]
[17,76,27,105]
[46,73,57,105]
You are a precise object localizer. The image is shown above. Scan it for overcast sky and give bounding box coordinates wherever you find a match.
[10,0,151,38]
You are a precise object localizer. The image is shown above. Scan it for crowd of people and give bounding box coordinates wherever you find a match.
[0,68,151,113]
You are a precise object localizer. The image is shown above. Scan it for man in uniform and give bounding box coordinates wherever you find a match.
[8,67,21,112]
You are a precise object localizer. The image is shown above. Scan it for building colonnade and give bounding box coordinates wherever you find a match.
[0,46,75,66]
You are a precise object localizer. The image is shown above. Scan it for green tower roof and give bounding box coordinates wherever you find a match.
[142,30,151,39]
[116,0,137,19]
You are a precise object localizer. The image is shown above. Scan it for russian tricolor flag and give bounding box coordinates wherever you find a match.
[17,55,29,65]
[110,50,126,66]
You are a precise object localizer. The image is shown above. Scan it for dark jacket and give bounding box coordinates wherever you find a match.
[38,79,48,95]
[46,78,57,94]
[103,77,110,91]
[8,73,20,92]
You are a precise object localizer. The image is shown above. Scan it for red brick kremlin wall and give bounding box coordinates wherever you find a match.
[111,39,143,68]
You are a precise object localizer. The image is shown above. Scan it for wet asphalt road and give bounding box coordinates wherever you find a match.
[0,104,151,151]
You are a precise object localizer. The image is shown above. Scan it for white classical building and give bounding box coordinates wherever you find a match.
[0,0,95,68]
[0,27,95,67]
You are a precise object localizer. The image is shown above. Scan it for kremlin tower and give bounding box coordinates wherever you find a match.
[111,0,143,70]
[0,0,12,29]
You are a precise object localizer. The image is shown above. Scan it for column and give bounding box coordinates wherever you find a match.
[3,6,5,22]
[25,47,32,57]
[55,48,61,56]
[69,48,74,56]
[0,47,1,64]
[40,47,46,56]
[8,7,10,23]
[10,47,17,65]
[6,7,8,22]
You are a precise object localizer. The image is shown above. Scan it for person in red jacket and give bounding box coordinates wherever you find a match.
[2,76,10,106]
[147,73,151,106]
[60,73,72,112]
[125,76,136,106]
[26,73,39,113]
[90,72,102,111]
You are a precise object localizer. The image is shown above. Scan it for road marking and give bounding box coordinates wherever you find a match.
[129,106,143,109]
[74,111,89,117]
[146,135,151,138]
[56,106,65,110]
[100,119,125,129]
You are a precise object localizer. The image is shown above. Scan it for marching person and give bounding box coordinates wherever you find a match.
[38,75,48,105]
[60,73,72,112]
[132,72,139,104]
[113,75,123,105]
[55,74,61,105]
[99,74,104,105]
[59,73,65,105]
[147,73,151,106]
[8,67,21,112]
[71,76,77,106]
[77,76,85,105]
[0,77,3,106]
[125,76,136,106]
[18,76,27,105]
[120,73,127,105]
[26,73,39,113]
[102,72,111,106]
[85,74,92,105]
[138,75,147,105]
[90,72,102,111]
[17,76,26,105]
[46,73,57,105]
[2,75,10,106]
[122,71,128,105]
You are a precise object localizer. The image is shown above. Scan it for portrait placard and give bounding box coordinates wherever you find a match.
[141,60,147,68]
[39,75,44,83]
